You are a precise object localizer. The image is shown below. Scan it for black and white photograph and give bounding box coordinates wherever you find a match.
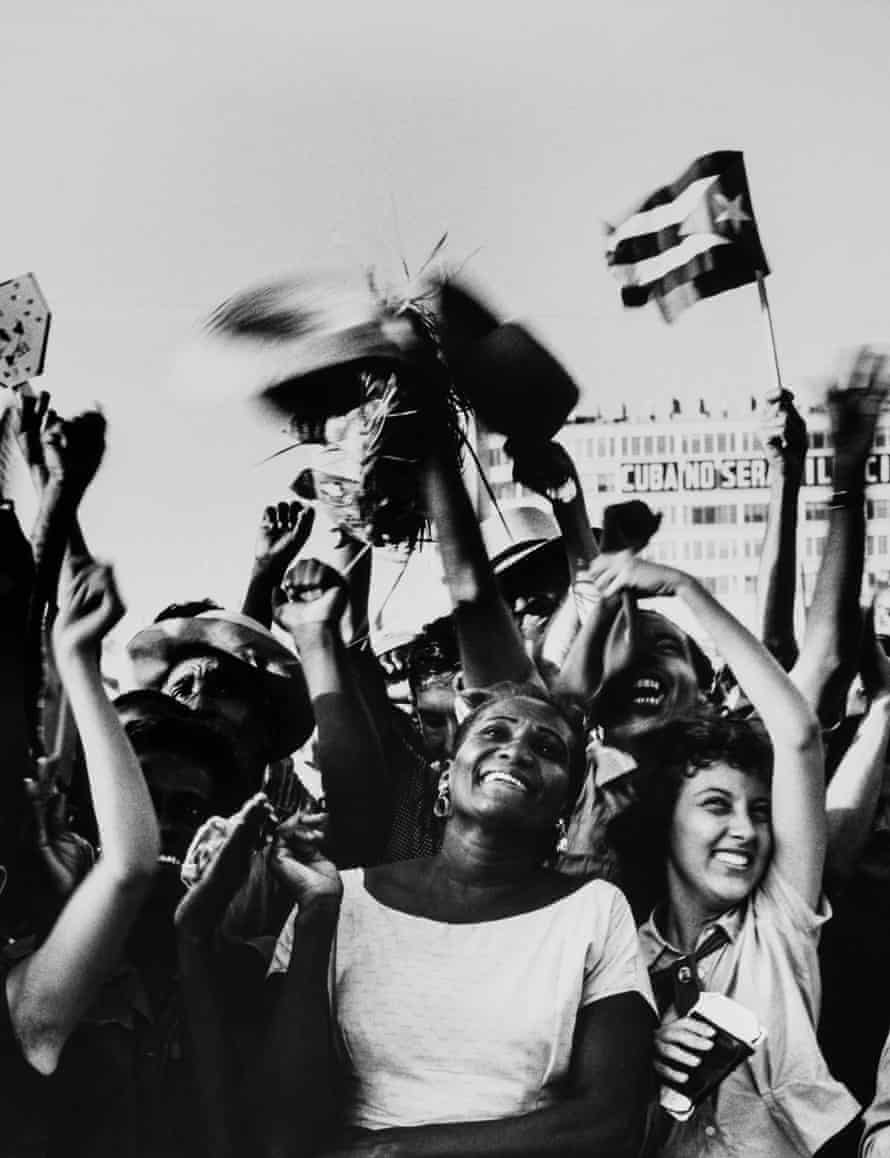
[2,3,890,1155]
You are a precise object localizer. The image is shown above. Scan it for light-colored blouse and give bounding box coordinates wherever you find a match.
[270,870,654,1131]
[639,866,860,1157]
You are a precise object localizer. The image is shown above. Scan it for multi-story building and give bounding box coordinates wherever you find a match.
[480,404,890,632]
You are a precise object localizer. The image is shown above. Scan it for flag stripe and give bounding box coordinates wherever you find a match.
[607,175,720,248]
[612,232,731,290]
[640,246,766,322]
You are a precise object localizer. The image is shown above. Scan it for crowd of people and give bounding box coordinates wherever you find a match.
[4,299,890,1158]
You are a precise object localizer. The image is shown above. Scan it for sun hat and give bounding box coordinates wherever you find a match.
[124,610,313,757]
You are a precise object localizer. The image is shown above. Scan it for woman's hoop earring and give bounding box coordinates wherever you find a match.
[433,768,452,819]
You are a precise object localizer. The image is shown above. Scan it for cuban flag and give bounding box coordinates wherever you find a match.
[606,151,770,323]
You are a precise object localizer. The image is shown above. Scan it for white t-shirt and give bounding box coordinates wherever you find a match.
[270,870,654,1130]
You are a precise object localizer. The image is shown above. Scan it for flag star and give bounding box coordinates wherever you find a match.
[713,193,751,233]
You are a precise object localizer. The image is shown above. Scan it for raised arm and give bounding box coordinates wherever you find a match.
[0,502,37,860]
[5,557,159,1075]
[825,605,890,885]
[242,500,315,628]
[507,439,598,580]
[258,823,344,1158]
[589,554,825,907]
[791,349,890,725]
[274,558,389,867]
[175,792,275,1158]
[422,440,537,689]
[755,389,807,670]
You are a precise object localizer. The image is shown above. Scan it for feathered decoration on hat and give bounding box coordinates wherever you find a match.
[175,252,579,550]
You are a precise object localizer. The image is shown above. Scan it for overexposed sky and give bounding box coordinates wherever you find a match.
[3,0,889,638]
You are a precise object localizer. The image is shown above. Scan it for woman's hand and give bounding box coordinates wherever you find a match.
[588,552,687,601]
[653,1014,716,1086]
[270,807,342,909]
[175,792,274,941]
[253,500,315,583]
[52,556,124,661]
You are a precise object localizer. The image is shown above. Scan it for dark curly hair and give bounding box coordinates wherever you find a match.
[606,707,773,919]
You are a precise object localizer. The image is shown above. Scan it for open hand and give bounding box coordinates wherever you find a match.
[827,347,890,481]
[274,558,348,635]
[176,792,275,940]
[52,556,124,660]
[254,500,315,581]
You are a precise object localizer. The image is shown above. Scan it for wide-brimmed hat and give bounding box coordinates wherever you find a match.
[480,505,563,573]
[124,610,313,758]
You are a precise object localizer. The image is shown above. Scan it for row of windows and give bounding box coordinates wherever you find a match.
[569,427,890,460]
[648,538,764,563]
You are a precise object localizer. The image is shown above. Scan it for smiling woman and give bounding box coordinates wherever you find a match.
[260,682,656,1158]
[583,554,860,1157]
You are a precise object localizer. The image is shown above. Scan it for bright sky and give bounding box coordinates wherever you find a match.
[4,0,890,647]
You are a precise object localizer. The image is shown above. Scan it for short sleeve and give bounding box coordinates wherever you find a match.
[581,883,655,1012]
[756,864,831,938]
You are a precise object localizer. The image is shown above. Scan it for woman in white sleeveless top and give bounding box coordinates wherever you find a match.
[262,682,656,1158]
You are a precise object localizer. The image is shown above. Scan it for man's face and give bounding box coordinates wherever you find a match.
[138,748,215,865]
[161,652,272,776]
[414,679,458,762]
[594,609,702,748]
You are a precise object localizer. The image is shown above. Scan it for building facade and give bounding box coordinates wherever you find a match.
[480,406,890,631]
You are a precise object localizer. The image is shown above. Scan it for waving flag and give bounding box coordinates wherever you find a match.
[606,151,769,323]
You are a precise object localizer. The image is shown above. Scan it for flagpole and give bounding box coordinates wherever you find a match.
[756,271,783,398]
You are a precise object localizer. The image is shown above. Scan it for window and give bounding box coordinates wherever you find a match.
[597,438,607,457]
[810,431,827,449]
[744,575,758,595]
[875,430,887,449]
[868,499,890,519]
[806,502,829,522]
[717,433,727,453]
[681,437,689,454]
[690,505,738,526]
[880,536,889,556]
[621,437,628,455]
[656,435,667,454]
[643,436,653,454]
[690,435,702,454]
[631,437,641,455]
[693,541,703,560]
[704,434,714,453]
[741,433,751,452]
[728,433,737,452]
[744,503,768,524]
[596,473,612,493]
[705,540,716,559]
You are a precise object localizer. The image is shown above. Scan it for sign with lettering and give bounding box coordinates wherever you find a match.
[619,453,890,494]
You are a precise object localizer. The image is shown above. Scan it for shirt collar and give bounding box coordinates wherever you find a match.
[640,899,745,968]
